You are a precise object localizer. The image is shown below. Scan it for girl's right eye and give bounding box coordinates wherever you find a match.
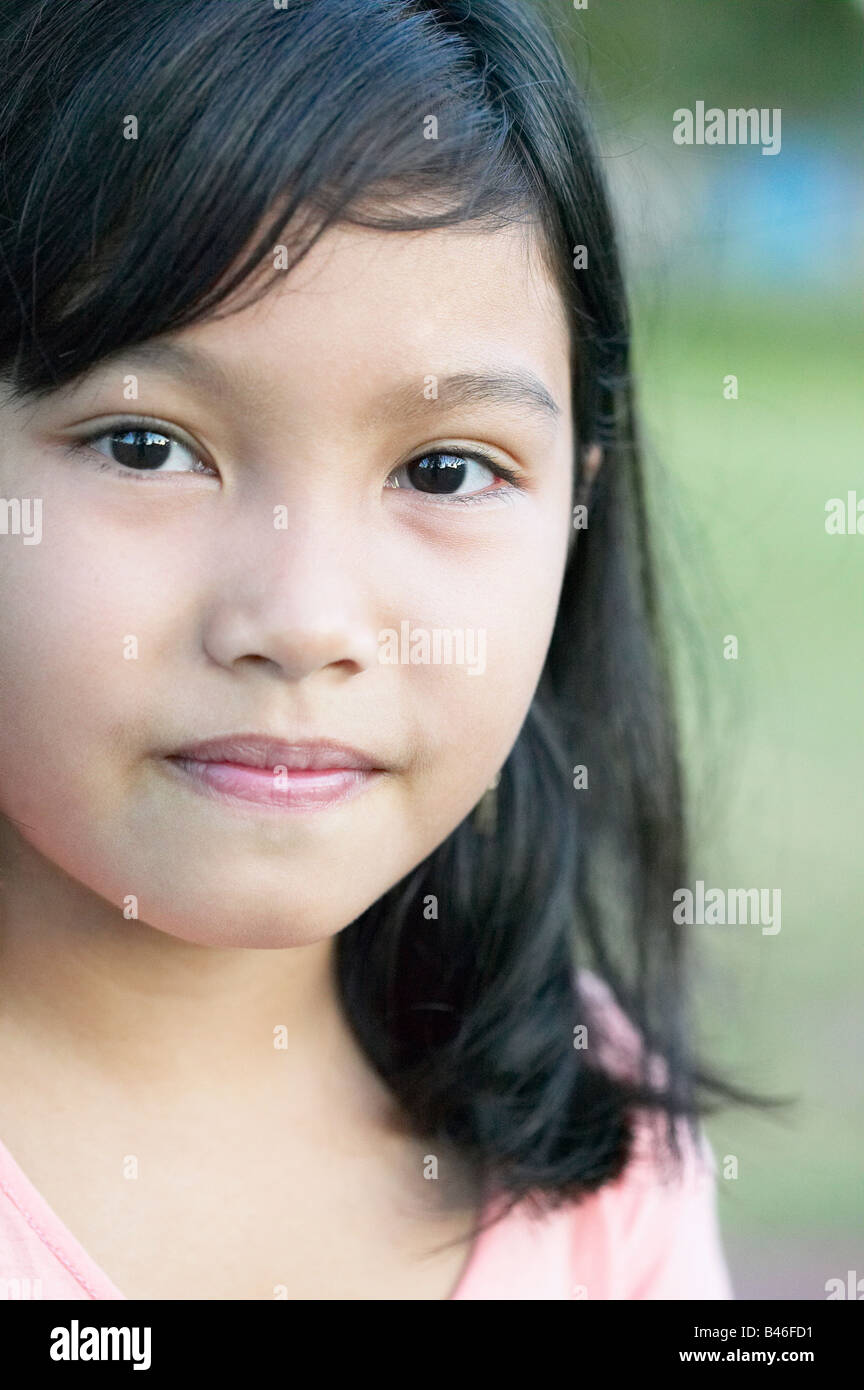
[67,420,218,478]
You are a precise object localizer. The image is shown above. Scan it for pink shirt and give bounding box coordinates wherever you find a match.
[0,971,733,1300]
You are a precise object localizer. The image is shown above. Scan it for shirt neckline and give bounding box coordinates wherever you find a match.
[0,1130,496,1301]
[0,1132,127,1299]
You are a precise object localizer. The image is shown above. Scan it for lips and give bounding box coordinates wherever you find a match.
[160,733,386,812]
[164,734,382,771]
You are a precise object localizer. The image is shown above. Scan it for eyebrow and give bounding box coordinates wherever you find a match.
[55,339,563,430]
[374,369,562,431]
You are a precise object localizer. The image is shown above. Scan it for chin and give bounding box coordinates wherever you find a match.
[137,897,353,951]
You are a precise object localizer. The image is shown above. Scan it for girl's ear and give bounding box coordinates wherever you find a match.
[567,444,603,560]
[581,442,603,492]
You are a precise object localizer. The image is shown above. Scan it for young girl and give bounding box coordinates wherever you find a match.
[0,0,771,1301]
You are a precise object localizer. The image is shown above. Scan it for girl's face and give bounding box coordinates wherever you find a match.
[0,220,574,947]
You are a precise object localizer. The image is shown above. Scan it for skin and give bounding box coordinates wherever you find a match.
[0,219,582,1291]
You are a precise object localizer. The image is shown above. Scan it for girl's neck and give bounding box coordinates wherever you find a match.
[0,822,390,1121]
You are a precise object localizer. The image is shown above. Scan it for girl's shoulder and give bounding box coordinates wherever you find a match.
[576,965,723,1191]
[454,969,734,1300]
[571,968,734,1298]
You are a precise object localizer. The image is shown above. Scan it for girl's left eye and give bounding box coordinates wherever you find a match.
[385,450,522,505]
[68,421,216,476]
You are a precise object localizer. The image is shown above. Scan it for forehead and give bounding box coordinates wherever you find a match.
[183,218,572,413]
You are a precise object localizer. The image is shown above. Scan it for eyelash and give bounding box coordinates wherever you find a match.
[63,418,526,507]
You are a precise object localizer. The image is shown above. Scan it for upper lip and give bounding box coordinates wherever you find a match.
[164,734,384,771]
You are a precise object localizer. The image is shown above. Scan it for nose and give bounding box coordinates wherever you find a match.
[200,501,381,682]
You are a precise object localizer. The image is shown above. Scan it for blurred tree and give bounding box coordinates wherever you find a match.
[537,0,862,135]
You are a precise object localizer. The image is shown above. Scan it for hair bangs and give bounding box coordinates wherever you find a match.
[1,0,549,402]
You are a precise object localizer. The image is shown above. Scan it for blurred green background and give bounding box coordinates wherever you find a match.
[547,0,863,1298]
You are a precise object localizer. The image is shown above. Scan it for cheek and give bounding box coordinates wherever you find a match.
[395,500,570,825]
[0,519,176,818]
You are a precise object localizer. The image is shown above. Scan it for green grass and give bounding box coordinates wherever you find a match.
[631,288,863,1231]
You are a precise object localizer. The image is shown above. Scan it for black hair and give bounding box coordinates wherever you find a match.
[0,0,786,1245]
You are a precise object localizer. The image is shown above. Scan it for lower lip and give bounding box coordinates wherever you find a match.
[163,757,382,811]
